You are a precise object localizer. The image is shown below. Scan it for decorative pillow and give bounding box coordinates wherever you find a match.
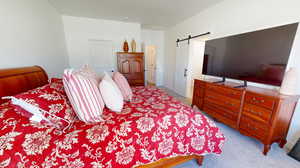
[63,68,104,123]
[112,72,133,101]
[99,72,124,112]
[79,64,101,84]
[5,83,77,131]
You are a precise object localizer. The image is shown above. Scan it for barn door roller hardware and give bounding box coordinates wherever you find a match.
[176,32,210,46]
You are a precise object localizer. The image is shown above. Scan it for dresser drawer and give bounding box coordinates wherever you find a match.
[245,92,276,110]
[242,103,273,123]
[203,102,238,128]
[206,83,243,99]
[240,116,269,140]
[128,79,144,86]
[205,101,238,120]
[203,103,215,116]
[205,90,241,112]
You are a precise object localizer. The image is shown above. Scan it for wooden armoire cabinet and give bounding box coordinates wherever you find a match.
[117,52,144,86]
[192,79,299,155]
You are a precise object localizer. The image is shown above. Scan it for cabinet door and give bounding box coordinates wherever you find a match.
[119,60,130,73]
[117,53,144,86]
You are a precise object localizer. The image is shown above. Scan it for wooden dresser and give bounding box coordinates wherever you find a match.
[192,79,299,155]
[117,52,144,86]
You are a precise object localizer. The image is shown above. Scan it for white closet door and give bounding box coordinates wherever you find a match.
[174,41,190,97]
[145,45,157,85]
[88,39,114,73]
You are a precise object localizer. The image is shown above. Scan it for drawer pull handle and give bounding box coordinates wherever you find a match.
[247,124,258,130]
[225,102,234,106]
[207,95,214,99]
[252,97,265,104]
[247,109,262,116]
[230,92,239,96]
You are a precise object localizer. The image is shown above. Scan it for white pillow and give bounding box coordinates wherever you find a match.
[99,72,124,112]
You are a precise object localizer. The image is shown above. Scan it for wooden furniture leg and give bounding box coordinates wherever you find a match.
[197,156,204,166]
[263,144,271,155]
[279,139,287,148]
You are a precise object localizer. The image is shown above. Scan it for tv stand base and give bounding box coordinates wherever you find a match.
[234,80,247,88]
[213,77,226,84]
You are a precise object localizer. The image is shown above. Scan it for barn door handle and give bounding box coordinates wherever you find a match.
[184,68,188,77]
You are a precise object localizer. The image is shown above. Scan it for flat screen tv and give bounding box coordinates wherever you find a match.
[203,23,298,86]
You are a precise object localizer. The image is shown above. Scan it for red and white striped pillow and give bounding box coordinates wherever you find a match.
[112,72,133,101]
[63,68,104,123]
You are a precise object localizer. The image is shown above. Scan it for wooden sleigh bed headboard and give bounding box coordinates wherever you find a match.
[0,66,48,104]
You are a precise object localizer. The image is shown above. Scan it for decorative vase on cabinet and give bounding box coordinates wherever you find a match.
[123,40,129,52]
[131,39,136,52]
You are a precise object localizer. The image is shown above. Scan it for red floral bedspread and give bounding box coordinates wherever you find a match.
[0,86,225,168]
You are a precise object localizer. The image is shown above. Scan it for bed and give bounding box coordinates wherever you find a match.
[0,66,225,168]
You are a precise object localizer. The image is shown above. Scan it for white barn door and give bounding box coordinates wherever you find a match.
[174,41,190,97]
[174,40,205,98]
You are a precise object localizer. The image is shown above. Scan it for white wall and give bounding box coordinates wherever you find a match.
[164,0,300,149]
[0,0,68,77]
[62,16,141,72]
[141,29,165,86]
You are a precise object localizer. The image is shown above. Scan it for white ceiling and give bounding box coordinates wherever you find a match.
[49,0,223,29]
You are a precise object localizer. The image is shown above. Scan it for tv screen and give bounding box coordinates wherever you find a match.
[203,23,298,86]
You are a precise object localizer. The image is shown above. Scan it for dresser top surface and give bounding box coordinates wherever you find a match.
[195,78,299,100]
[117,52,144,54]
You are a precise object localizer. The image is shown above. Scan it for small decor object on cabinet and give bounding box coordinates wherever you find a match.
[123,40,129,52]
[280,67,298,95]
[131,39,136,52]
